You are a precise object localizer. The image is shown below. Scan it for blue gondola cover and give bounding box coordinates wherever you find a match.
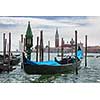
[25,60,61,66]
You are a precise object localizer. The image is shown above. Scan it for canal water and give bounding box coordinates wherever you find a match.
[0,53,100,83]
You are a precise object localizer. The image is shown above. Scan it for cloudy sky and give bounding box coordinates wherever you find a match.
[0,16,100,51]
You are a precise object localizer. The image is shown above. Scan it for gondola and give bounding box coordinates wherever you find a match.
[23,53,82,75]
[0,64,16,73]
[0,54,20,66]
[0,54,20,73]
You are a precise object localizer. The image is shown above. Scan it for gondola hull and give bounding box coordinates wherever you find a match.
[23,61,81,75]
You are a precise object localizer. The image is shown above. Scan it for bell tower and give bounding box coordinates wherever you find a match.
[55,28,59,47]
[25,21,33,60]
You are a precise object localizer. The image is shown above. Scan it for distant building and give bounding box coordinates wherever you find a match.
[33,28,84,53]
[63,44,72,48]
[44,46,71,53]
[55,29,59,47]
[33,45,100,53]
[87,46,100,53]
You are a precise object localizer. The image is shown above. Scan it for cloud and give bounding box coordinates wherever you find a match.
[0,16,88,29]
[0,16,100,50]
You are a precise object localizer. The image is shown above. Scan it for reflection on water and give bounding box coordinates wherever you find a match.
[0,53,100,83]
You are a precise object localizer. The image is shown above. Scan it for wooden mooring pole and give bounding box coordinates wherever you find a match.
[21,34,23,43]
[48,41,50,61]
[24,38,26,51]
[75,30,78,75]
[61,38,64,60]
[4,39,7,61]
[85,35,87,67]
[39,30,44,61]
[8,32,11,71]
[3,33,6,64]
[57,47,59,56]
[36,36,39,62]
[21,34,24,69]
[70,38,74,55]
